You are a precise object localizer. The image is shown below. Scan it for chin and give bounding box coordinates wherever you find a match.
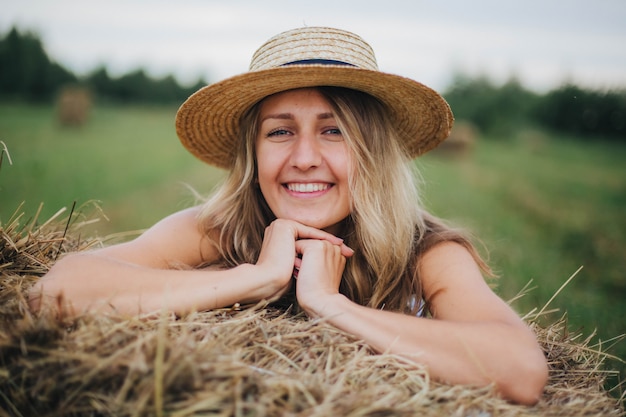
[280,214,348,235]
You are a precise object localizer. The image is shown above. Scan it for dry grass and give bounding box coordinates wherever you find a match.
[0,206,624,416]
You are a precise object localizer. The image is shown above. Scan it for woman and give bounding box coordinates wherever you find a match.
[29,27,548,404]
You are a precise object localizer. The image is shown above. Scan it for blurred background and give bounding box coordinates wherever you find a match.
[1,0,625,391]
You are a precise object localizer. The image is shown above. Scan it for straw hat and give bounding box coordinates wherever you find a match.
[176,26,453,169]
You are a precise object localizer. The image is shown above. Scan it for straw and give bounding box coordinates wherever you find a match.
[175,27,453,169]
[1,207,624,416]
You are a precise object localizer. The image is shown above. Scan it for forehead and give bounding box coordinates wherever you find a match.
[258,88,332,116]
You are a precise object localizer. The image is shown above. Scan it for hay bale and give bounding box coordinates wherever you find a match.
[56,85,92,127]
[435,120,478,156]
[1,206,624,416]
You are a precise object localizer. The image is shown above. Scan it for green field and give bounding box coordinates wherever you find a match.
[0,102,224,236]
[1,102,625,385]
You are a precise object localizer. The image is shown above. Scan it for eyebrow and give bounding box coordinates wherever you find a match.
[259,112,335,123]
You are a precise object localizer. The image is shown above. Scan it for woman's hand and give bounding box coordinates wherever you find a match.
[293,238,350,317]
[254,219,353,302]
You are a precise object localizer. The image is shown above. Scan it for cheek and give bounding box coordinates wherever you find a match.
[332,146,354,182]
[255,142,269,176]
[255,146,281,189]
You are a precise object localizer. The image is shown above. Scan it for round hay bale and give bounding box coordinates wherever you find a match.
[56,85,92,127]
[435,120,478,157]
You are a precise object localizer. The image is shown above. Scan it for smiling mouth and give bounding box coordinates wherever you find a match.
[285,183,331,193]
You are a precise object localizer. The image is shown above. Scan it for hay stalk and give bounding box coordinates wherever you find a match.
[0,207,624,416]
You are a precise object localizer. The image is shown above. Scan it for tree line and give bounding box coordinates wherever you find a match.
[444,75,626,141]
[1,26,625,141]
[0,26,206,105]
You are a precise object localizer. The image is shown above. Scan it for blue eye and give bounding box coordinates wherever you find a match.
[267,129,290,137]
[323,127,344,142]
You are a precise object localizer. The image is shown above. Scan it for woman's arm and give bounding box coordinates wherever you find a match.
[295,240,548,405]
[28,207,275,316]
[29,212,352,317]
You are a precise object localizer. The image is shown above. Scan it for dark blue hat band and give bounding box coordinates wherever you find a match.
[281,59,356,67]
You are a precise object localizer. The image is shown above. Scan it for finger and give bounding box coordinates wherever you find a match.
[288,222,354,257]
[291,222,342,243]
[338,243,355,258]
[295,239,344,261]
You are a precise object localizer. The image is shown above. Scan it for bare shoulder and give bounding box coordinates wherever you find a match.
[419,242,484,292]
[419,242,522,325]
[95,206,217,269]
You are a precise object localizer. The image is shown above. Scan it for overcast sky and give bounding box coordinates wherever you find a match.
[2,0,626,93]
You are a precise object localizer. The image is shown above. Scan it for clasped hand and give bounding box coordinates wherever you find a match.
[254,219,354,315]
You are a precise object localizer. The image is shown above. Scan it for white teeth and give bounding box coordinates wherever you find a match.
[287,183,329,193]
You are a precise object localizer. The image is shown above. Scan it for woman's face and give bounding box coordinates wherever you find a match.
[255,88,352,234]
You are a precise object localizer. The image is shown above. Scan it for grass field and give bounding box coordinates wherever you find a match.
[0,102,224,235]
[1,102,625,386]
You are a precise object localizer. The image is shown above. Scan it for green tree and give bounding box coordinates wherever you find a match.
[535,84,626,140]
[1,26,208,105]
[443,74,539,137]
[0,26,75,101]
[84,66,112,97]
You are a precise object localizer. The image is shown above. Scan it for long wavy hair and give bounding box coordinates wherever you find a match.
[197,86,490,314]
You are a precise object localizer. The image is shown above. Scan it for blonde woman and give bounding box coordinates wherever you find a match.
[30,27,548,404]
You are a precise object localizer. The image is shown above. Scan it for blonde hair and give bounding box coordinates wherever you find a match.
[198,87,490,314]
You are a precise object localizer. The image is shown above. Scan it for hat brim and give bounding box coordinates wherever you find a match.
[176,64,453,169]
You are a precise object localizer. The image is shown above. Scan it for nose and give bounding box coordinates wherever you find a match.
[289,132,322,170]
